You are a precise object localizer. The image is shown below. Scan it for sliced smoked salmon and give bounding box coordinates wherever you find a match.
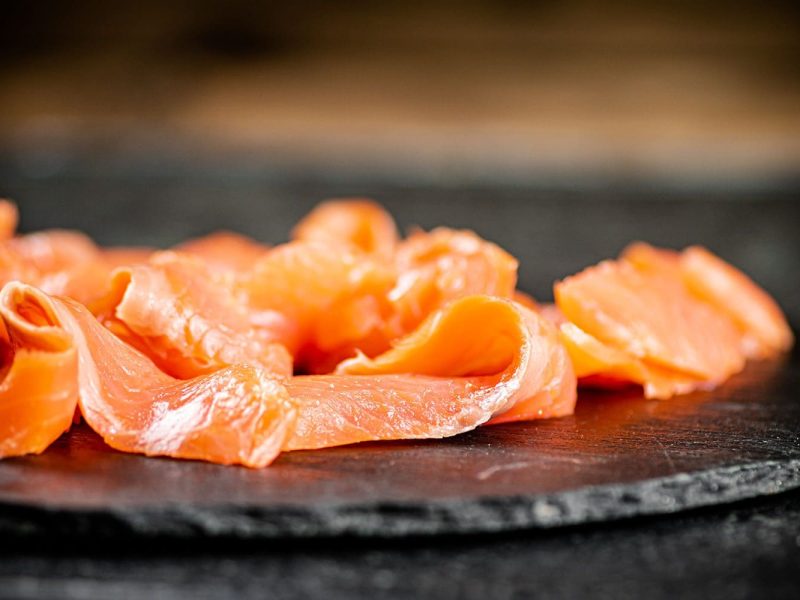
[244,240,396,371]
[556,258,745,383]
[0,285,574,464]
[292,198,399,260]
[178,231,271,274]
[0,198,793,467]
[0,200,18,241]
[285,295,575,449]
[0,282,296,466]
[553,242,792,399]
[93,251,293,379]
[622,243,793,358]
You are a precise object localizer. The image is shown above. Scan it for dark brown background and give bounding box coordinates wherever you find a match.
[1,0,799,186]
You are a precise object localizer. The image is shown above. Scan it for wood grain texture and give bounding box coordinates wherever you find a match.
[1,1,799,185]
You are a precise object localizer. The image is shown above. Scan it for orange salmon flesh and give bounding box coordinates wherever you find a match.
[0,199,792,466]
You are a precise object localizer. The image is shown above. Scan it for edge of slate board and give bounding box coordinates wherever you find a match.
[1,459,797,540]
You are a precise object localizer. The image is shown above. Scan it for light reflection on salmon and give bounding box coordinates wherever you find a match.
[0,199,793,466]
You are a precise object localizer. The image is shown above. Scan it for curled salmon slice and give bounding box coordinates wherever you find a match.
[292,198,399,260]
[680,246,793,358]
[0,200,18,241]
[557,320,709,399]
[623,243,793,358]
[556,258,745,383]
[178,231,271,274]
[389,228,518,334]
[0,283,296,466]
[254,210,522,372]
[93,251,293,379]
[1,229,114,306]
[245,241,395,370]
[285,296,576,450]
[0,291,78,457]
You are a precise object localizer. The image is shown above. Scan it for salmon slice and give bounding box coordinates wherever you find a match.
[680,246,793,357]
[93,251,293,379]
[178,231,270,273]
[0,285,576,462]
[101,247,154,270]
[557,320,707,398]
[0,294,78,457]
[1,230,113,306]
[0,200,18,241]
[0,282,296,466]
[556,259,745,381]
[246,225,520,373]
[285,295,576,450]
[389,227,518,334]
[555,255,746,398]
[292,198,399,260]
[244,241,396,371]
[623,243,793,358]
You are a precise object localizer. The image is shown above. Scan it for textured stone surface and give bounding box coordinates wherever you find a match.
[2,489,800,600]
[0,178,798,596]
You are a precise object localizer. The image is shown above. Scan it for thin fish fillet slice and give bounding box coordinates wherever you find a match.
[557,321,710,399]
[1,228,118,306]
[555,259,745,383]
[244,240,395,367]
[0,282,295,466]
[177,231,271,274]
[0,305,78,457]
[0,200,18,241]
[681,246,793,357]
[291,198,399,260]
[93,251,293,379]
[623,243,794,358]
[285,296,576,450]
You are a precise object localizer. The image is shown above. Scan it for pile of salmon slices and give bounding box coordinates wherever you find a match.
[0,199,793,467]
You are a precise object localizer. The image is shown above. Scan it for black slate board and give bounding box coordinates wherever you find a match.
[1,351,797,540]
[0,175,799,598]
[0,174,799,543]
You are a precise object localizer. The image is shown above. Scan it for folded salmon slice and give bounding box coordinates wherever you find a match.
[2,230,106,303]
[292,198,399,260]
[0,200,18,241]
[288,200,521,371]
[681,246,793,357]
[244,240,396,371]
[1,226,141,307]
[286,295,576,449]
[551,242,794,398]
[177,231,271,274]
[623,243,794,358]
[0,295,78,457]
[0,283,296,466]
[389,227,519,332]
[1,284,575,464]
[93,251,293,379]
[557,258,745,382]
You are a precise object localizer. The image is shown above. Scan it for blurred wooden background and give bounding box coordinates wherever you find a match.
[1,0,799,187]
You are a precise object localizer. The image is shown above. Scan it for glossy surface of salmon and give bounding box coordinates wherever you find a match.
[0,200,792,466]
[555,242,792,398]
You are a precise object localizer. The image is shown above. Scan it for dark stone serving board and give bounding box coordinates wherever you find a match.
[0,351,797,540]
